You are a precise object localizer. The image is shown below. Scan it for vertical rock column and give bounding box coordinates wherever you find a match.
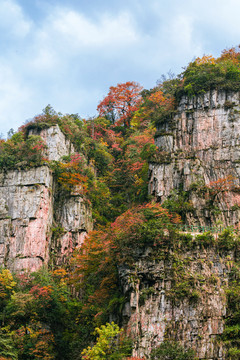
[0,166,53,271]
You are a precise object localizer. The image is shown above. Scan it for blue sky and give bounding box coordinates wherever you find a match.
[1,0,240,136]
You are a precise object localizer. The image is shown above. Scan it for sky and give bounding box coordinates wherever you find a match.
[1,0,240,136]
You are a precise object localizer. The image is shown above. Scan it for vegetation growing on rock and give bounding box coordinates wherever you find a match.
[1,46,240,359]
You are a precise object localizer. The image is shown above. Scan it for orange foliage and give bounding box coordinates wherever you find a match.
[71,203,180,313]
[57,153,88,194]
[195,55,216,65]
[218,45,240,64]
[207,175,237,195]
[131,89,175,127]
[193,47,240,67]
[58,172,88,190]
[29,285,53,302]
[148,90,175,110]
[124,128,155,176]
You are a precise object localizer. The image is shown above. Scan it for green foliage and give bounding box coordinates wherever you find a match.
[177,233,193,249]
[194,232,215,248]
[217,229,239,251]
[0,328,18,360]
[150,341,195,360]
[228,347,240,359]
[87,178,113,225]
[0,133,47,170]
[51,226,65,239]
[162,190,195,222]
[167,255,201,303]
[177,48,240,97]
[81,322,131,360]
[222,260,240,358]
[0,267,99,360]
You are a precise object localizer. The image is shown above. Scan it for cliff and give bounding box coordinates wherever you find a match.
[0,125,92,271]
[118,90,240,359]
[149,90,240,227]
[119,239,235,359]
[28,124,75,161]
[1,89,240,359]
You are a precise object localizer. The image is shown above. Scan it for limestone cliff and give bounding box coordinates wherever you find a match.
[29,124,75,161]
[0,126,92,271]
[119,90,240,359]
[119,241,234,359]
[149,90,240,227]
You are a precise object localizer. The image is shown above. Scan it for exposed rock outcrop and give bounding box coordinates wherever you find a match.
[149,90,240,227]
[120,245,232,359]
[29,124,75,161]
[0,166,53,271]
[0,127,92,271]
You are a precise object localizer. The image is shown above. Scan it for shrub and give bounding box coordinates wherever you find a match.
[178,233,193,249]
[0,133,47,170]
[194,232,215,248]
[150,341,195,360]
[217,229,238,251]
[81,322,132,360]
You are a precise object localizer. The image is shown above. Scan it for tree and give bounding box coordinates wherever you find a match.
[81,322,131,359]
[97,82,143,128]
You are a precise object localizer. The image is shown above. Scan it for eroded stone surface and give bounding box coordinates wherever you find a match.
[149,90,240,226]
[29,124,75,161]
[119,248,231,359]
[0,166,53,271]
[51,192,92,265]
[0,127,92,271]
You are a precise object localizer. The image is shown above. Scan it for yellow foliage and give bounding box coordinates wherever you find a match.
[0,269,16,299]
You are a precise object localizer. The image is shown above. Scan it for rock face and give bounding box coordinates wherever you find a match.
[119,245,232,359]
[0,167,53,271]
[121,90,240,359]
[149,90,240,227]
[29,124,75,161]
[0,127,92,271]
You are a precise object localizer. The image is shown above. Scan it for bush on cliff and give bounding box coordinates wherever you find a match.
[150,341,195,360]
[0,133,47,169]
[178,47,240,97]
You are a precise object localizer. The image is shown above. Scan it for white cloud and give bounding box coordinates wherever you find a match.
[2,0,240,137]
[25,7,139,73]
[0,0,32,37]
[0,62,32,134]
[33,8,139,56]
[50,9,138,49]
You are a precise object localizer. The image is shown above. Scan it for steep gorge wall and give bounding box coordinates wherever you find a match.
[120,244,234,359]
[149,90,240,227]
[120,90,240,359]
[0,126,92,271]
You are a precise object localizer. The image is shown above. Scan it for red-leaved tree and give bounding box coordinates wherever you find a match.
[97,81,143,127]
